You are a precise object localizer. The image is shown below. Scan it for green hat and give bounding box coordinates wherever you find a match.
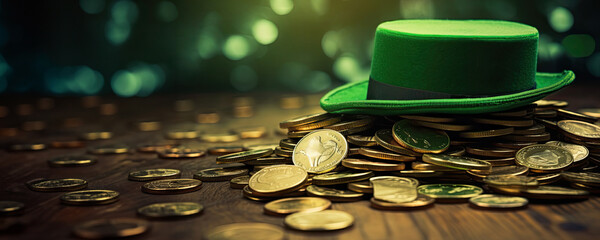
[320,20,575,115]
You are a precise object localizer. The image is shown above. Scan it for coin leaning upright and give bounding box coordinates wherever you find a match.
[292,129,348,174]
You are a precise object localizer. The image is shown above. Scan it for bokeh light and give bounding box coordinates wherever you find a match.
[270,0,294,15]
[252,19,278,45]
[333,54,370,82]
[44,66,104,95]
[562,34,595,58]
[321,31,339,58]
[111,70,141,97]
[230,65,258,91]
[157,1,178,23]
[79,0,105,14]
[223,35,251,60]
[105,20,131,46]
[304,71,331,93]
[549,7,573,33]
[587,53,600,77]
[538,34,564,60]
[400,0,435,19]
[310,0,330,15]
[111,0,138,25]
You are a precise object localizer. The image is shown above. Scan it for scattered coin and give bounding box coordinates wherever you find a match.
[280,112,331,129]
[274,146,293,157]
[235,126,267,139]
[284,210,354,231]
[243,143,279,151]
[347,135,377,147]
[72,218,150,239]
[9,143,46,151]
[216,148,274,164]
[516,145,573,173]
[342,158,405,171]
[264,197,331,215]
[61,190,120,205]
[249,165,308,197]
[545,141,589,162]
[207,146,244,155]
[557,120,600,140]
[534,99,568,108]
[370,195,434,210]
[578,108,600,118]
[513,124,545,135]
[370,176,419,203]
[158,147,206,159]
[312,170,374,185]
[324,117,374,132]
[557,109,598,123]
[374,129,422,157]
[513,186,589,200]
[465,146,516,158]
[137,121,161,131]
[417,184,483,202]
[469,194,528,209]
[204,223,285,240]
[230,175,250,189]
[80,131,113,140]
[393,120,450,153]
[531,173,562,185]
[88,144,129,154]
[560,172,600,187]
[422,154,491,171]
[194,166,249,182]
[484,175,539,188]
[279,138,297,150]
[0,201,25,216]
[347,181,373,193]
[137,202,203,218]
[458,127,514,138]
[287,130,312,139]
[48,156,97,167]
[200,133,240,143]
[137,142,177,153]
[141,179,202,195]
[128,169,181,181]
[287,117,341,131]
[358,148,416,162]
[26,178,87,192]
[292,129,348,174]
[467,165,529,180]
[306,185,364,202]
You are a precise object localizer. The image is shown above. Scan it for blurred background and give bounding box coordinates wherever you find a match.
[0,0,598,97]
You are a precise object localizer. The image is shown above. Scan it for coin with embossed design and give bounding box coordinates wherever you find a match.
[516,145,573,173]
[264,197,331,215]
[545,141,589,162]
[26,178,87,192]
[306,185,364,202]
[137,202,203,218]
[61,190,120,205]
[469,194,528,209]
[249,165,307,197]
[128,168,181,181]
[557,120,600,140]
[417,184,483,202]
[142,179,202,194]
[392,120,449,153]
[292,129,348,174]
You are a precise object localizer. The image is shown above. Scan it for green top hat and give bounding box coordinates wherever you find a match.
[320,20,575,115]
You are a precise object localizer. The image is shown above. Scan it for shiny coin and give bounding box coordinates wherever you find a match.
[204,223,285,240]
[137,202,203,218]
[493,141,537,149]
[194,166,248,182]
[467,165,528,180]
[417,184,483,202]
[531,173,562,185]
[235,126,267,139]
[87,144,129,154]
[347,135,377,147]
[545,141,589,162]
[158,147,206,159]
[578,108,600,118]
[285,210,354,231]
[136,142,177,153]
[292,129,348,174]
[535,109,558,118]
[411,161,464,172]
[80,131,112,140]
[347,181,373,193]
[472,117,534,127]
[207,146,244,156]
[374,129,421,156]
[312,170,374,185]
[370,176,419,203]
[200,133,240,143]
[557,120,600,140]
[196,111,220,123]
[534,99,568,108]
[561,172,600,187]
[128,169,181,181]
[445,146,466,156]
[287,130,311,139]
[61,190,120,205]
[393,120,450,153]
[469,194,528,209]
[0,201,25,216]
[264,197,331,216]
[26,178,87,192]
[216,148,273,164]
[520,186,589,200]
[516,145,573,173]
[280,112,331,129]
[325,117,374,132]
[306,185,364,202]
[142,179,202,195]
[557,109,598,123]
[72,218,150,239]
[243,143,279,151]
[230,175,250,189]
[274,146,293,157]
[287,117,341,131]
[243,185,306,201]
[342,158,405,171]
[249,165,307,197]
[422,154,491,171]
[48,156,97,167]
[244,157,292,166]
[166,130,198,139]
[358,148,416,162]
[484,175,538,188]
[370,195,434,210]
[465,146,516,158]
[513,124,545,135]
[458,127,514,138]
[136,120,161,131]
[9,143,46,151]
[279,138,297,150]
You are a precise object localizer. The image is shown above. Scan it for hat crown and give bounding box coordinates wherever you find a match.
[369,20,539,98]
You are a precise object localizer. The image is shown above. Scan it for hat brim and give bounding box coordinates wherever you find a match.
[320,71,575,115]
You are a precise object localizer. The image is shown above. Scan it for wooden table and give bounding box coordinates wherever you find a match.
[1,84,599,240]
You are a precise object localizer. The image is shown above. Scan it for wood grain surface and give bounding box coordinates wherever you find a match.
[1,85,599,240]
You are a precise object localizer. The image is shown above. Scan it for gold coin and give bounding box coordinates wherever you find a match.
[194,166,248,182]
[312,170,374,185]
[422,154,491,171]
[465,146,516,158]
[347,135,377,147]
[137,202,203,218]
[249,165,307,197]
[469,194,528,209]
[137,121,161,131]
[483,175,539,188]
[561,172,600,187]
[80,131,112,140]
[357,148,416,162]
[417,184,483,202]
[458,127,514,138]
[128,168,181,181]
[230,175,250,189]
[216,148,274,164]
[512,124,545,135]
[471,117,534,127]
[287,130,311,139]
[467,165,529,180]
[370,195,434,210]
[200,133,240,143]
[342,158,405,171]
[158,147,206,159]
[235,126,267,139]
[243,143,279,151]
[545,141,589,162]
[287,117,342,131]
[534,99,568,108]
[531,173,562,185]
[244,157,292,166]
[306,185,364,202]
[284,210,354,231]
[557,120,600,140]
[196,111,220,123]
[243,185,306,201]
[411,162,463,172]
[274,146,293,157]
[61,190,120,205]
[136,142,177,153]
[279,112,331,129]
[26,178,87,192]
[204,223,285,240]
[88,144,129,154]
[324,117,374,131]
[578,108,600,118]
[347,181,373,193]
[264,197,331,215]
[207,146,244,156]
[9,143,46,151]
[292,129,348,173]
[279,138,297,150]
[166,130,198,139]
[370,176,419,203]
[0,201,25,216]
[557,109,598,123]
[392,120,450,154]
[519,186,589,200]
[142,179,202,195]
[516,145,573,173]
[48,156,97,167]
[72,218,150,239]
